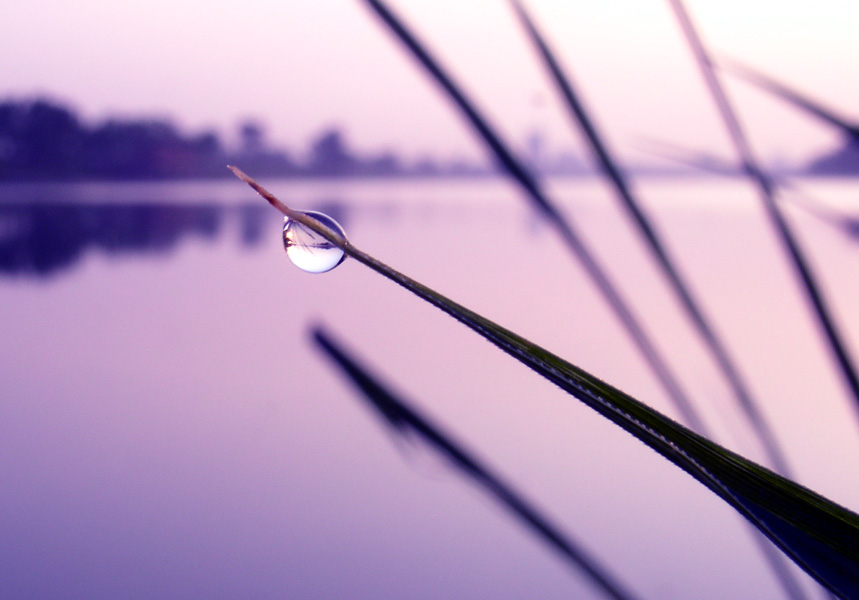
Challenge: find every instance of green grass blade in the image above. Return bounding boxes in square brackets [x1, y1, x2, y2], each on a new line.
[357, 0, 706, 434]
[313, 326, 646, 600]
[233, 168, 859, 599]
[666, 0, 859, 427]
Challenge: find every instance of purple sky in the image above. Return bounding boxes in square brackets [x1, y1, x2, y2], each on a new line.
[2, 0, 858, 165]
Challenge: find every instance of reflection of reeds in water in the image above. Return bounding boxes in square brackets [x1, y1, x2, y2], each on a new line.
[241, 2, 859, 598]
[313, 326, 643, 600]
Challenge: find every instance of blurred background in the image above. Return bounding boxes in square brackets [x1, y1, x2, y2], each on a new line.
[2, 1, 859, 599]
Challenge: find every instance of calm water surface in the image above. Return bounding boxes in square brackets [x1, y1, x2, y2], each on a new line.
[2, 177, 858, 599]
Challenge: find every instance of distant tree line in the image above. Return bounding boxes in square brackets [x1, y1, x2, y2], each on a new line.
[2, 97, 846, 180]
[0, 98, 492, 181]
[0, 99, 223, 179]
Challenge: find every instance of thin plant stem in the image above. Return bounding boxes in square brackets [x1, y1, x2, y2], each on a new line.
[231, 166, 859, 599]
[509, 6, 807, 597]
[358, 0, 706, 434]
[636, 141, 859, 241]
[509, 0, 794, 479]
[666, 0, 859, 428]
[722, 59, 859, 139]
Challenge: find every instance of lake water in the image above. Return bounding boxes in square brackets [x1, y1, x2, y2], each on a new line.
[2, 176, 858, 599]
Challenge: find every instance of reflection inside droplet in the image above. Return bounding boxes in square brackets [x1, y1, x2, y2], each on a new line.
[282, 211, 347, 273]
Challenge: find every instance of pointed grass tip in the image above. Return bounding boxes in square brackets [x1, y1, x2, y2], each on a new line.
[227, 165, 291, 216]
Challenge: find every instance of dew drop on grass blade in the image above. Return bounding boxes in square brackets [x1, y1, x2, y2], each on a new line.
[282, 211, 347, 274]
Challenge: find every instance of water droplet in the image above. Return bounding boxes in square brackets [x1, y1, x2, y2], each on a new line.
[282, 211, 347, 273]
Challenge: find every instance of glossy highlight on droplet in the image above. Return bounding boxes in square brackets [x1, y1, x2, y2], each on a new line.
[282, 211, 347, 273]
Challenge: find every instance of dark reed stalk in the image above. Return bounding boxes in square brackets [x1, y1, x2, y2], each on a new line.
[638, 140, 859, 241]
[782, 192, 859, 240]
[722, 60, 859, 140]
[666, 0, 859, 426]
[313, 326, 645, 600]
[509, 0, 794, 479]
[509, 7, 809, 596]
[635, 137, 742, 175]
[358, 0, 706, 434]
[232, 166, 859, 599]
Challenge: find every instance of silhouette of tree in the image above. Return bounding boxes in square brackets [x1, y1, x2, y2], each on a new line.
[240, 120, 265, 154]
[0, 99, 85, 178]
[307, 127, 358, 175]
[0, 96, 499, 180]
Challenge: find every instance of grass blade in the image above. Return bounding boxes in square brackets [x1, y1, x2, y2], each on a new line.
[666, 0, 859, 429]
[313, 325, 645, 600]
[634, 137, 741, 175]
[233, 168, 859, 599]
[638, 141, 859, 241]
[509, 4, 810, 593]
[722, 59, 859, 140]
[357, 0, 706, 434]
[510, 0, 794, 481]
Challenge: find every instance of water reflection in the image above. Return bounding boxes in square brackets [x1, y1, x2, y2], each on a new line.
[0, 202, 275, 276]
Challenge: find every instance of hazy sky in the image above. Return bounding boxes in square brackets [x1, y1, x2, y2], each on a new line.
[3, 0, 858, 166]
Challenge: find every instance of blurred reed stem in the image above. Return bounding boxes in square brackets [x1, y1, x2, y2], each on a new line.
[509, 0, 793, 478]
[722, 60, 859, 140]
[508, 3, 809, 598]
[667, 0, 859, 429]
[359, 0, 706, 433]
